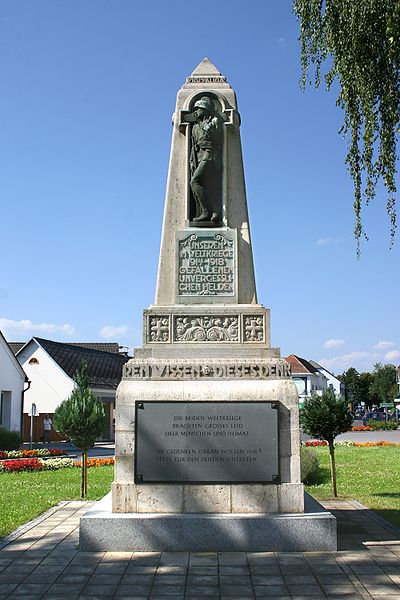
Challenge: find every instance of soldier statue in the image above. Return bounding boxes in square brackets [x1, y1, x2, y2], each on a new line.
[189, 96, 223, 223]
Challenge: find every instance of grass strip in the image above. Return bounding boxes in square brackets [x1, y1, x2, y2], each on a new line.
[305, 446, 400, 527]
[0, 465, 113, 537]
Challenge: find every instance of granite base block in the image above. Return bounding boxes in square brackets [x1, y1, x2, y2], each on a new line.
[79, 492, 336, 552]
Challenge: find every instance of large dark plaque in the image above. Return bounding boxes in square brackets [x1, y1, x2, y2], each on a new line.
[134, 401, 279, 483]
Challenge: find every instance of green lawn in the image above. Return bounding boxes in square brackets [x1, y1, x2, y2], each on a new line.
[0, 466, 113, 538]
[305, 446, 400, 527]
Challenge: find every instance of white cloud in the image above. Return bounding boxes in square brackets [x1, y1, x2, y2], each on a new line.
[384, 350, 400, 362]
[99, 325, 129, 339]
[277, 37, 286, 48]
[316, 237, 343, 246]
[318, 351, 380, 373]
[323, 339, 345, 349]
[0, 317, 75, 338]
[373, 340, 395, 350]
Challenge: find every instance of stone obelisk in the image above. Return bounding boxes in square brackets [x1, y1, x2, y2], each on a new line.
[80, 59, 336, 552]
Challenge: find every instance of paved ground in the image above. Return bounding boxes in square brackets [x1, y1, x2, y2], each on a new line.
[1, 500, 400, 599]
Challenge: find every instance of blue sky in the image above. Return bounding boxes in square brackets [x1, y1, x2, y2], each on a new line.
[1, 1, 399, 375]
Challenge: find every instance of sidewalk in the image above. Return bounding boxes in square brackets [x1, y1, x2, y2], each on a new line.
[1, 500, 400, 599]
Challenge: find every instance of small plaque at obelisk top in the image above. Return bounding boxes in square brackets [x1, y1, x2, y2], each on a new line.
[79, 59, 337, 553]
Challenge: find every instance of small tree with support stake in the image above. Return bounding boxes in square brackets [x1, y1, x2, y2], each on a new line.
[53, 363, 105, 498]
[300, 389, 352, 498]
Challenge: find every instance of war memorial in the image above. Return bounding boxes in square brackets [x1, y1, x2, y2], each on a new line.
[80, 59, 337, 552]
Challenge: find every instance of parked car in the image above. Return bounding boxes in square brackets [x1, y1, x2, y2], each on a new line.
[362, 411, 393, 425]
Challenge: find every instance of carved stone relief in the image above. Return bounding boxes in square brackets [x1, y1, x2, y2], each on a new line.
[174, 315, 239, 343]
[243, 316, 264, 342]
[149, 316, 170, 343]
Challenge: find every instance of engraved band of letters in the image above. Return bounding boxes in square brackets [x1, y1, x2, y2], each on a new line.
[134, 401, 279, 484]
[178, 232, 235, 297]
[123, 361, 291, 380]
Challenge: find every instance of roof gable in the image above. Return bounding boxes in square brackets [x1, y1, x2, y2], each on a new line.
[285, 354, 318, 375]
[0, 331, 28, 380]
[33, 338, 129, 389]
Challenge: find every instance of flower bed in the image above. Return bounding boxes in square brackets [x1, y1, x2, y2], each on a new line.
[75, 458, 114, 468]
[0, 456, 113, 473]
[1, 458, 44, 472]
[0, 448, 68, 460]
[351, 425, 372, 431]
[303, 440, 400, 448]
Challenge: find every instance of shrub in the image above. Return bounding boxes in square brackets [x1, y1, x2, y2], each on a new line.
[300, 446, 320, 484]
[300, 389, 352, 497]
[367, 420, 398, 430]
[0, 426, 21, 451]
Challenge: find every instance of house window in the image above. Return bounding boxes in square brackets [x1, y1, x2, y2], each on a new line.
[29, 358, 39, 365]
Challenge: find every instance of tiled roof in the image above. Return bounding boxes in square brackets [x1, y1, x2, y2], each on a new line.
[8, 342, 25, 355]
[34, 338, 129, 389]
[68, 342, 121, 354]
[11, 341, 123, 355]
[285, 354, 318, 375]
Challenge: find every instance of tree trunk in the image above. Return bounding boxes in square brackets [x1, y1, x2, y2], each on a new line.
[84, 451, 87, 497]
[81, 451, 87, 498]
[328, 441, 337, 498]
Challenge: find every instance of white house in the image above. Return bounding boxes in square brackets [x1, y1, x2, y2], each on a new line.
[308, 360, 346, 397]
[285, 354, 328, 406]
[15, 338, 129, 442]
[0, 330, 29, 433]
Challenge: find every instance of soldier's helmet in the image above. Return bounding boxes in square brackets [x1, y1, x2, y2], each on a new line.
[193, 96, 213, 112]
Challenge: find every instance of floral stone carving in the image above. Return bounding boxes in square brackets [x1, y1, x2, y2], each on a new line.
[174, 316, 239, 342]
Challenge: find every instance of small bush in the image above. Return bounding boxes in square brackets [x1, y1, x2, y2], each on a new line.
[300, 446, 320, 484]
[0, 427, 21, 451]
[367, 420, 398, 430]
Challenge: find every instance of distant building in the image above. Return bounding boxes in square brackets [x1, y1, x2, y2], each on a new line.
[285, 354, 328, 406]
[13, 338, 130, 442]
[308, 360, 345, 397]
[0, 331, 29, 433]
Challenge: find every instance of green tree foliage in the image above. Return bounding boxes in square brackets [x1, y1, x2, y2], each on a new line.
[339, 367, 361, 406]
[300, 389, 352, 497]
[370, 362, 398, 405]
[293, 0, 399, 252]
[53, 363, 105, 497]
[358, 371, 374, 409]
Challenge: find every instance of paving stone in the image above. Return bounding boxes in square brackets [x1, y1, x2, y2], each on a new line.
[150, 585, 185, 595]
[189, 553, 218, 565]
[219, 574, 252, 585]
[249, 565, 281, 575]
[254, 584, 289, 596]
[121, 574, 154, 585]
[187, 565, 218, 575]
[185, 586, 220, 596]
[219, 552, 248, 565]
[219, 565, 251, 575]
[186, 574, 218, 585]
[82, 584, 119, 596]
[252, 574, 285, 585]
[153, 574, 186, 585]
[286, 585, 324, 596]
[159, 553, 189, 565]
[117, 584, 153, 595]
[220, 586, 255, 596]
[126, 565, 158, 574]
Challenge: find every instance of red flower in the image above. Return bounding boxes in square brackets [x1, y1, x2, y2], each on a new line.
[2, 458, 43, 472]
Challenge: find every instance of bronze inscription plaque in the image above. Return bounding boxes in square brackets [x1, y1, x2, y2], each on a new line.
[135, 401, 279, 483]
